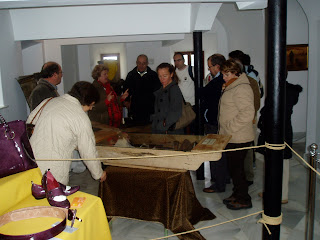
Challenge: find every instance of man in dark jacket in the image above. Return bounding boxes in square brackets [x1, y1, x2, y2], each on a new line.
[123, 54, 161, 125]
[202, 54, 229, 193]
[29, 62, 62, 110]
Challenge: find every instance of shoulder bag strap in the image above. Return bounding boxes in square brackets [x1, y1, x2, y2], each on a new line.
[30, 97, 54, 124]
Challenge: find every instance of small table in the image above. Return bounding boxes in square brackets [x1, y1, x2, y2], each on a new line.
[99, 166, 215, 240]
[0, 168, 111, 240]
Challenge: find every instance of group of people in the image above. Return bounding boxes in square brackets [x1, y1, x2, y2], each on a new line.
[26, 49, 301, 211]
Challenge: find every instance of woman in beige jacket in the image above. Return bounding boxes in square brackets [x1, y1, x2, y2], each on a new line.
[27, 81, 107, 185]
[219, 60, 255, 210]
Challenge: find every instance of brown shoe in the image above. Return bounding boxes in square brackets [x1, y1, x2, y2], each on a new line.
[258, 192, 263, 198]
[223, 195, 236, 205]
[203, 186, 225, 193]
[226, 201, 252, 210]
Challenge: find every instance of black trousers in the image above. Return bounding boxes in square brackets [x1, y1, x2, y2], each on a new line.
[226, 142, 252, 204]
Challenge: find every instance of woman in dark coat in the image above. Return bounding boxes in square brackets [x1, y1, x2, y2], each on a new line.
[151, 63, 183, 134]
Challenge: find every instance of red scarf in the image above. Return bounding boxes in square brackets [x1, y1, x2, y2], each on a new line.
[98, 81, 122, 128]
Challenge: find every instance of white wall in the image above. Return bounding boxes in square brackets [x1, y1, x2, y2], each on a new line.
[89, 43, 127, 79]
[0, 10, 27, 121]
[77, 45, 91, 82]
[125, 41, 171, 73]
[217, 3, 266, 83]
[22, 42, 43, 75]
[296, 0, 320, 148]
[61, 45, 79, 93]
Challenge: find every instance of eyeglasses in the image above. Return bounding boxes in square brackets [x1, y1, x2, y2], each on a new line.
[208, 65, 216, 70]
[174, 59, 183, 62]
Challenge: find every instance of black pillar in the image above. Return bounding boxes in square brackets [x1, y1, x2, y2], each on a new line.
[193, 31, 205, 180]
[263, 0, 287, 239]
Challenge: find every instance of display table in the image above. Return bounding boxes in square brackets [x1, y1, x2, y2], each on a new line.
[0, 168, 111, 240]
[99, 166, 215, 240]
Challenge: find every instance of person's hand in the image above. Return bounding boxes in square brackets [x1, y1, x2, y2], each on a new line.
[100, 170, 107, 182]
[107, 92, 114, 102]
[123, 100, 131, 109]
[121, 89, 129, 100]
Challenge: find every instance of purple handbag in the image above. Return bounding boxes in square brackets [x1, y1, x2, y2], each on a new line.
[0, 113, 37, 178]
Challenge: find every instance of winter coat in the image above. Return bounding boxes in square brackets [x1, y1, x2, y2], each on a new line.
[151, 81, 183, 134]
[247, 76, 261, 116]
[29, 79, 59, 111]
[27, 94, 103, 185]
[218, 73, 255, 143]
[123, 66, 161, 124]
[88, 80, 110, 124]
[201, 73, 224, 126]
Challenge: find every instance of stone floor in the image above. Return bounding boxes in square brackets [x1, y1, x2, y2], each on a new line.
[69, 139, 320, 240]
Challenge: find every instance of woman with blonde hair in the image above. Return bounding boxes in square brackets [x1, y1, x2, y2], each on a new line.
[89, 64, 128, 127]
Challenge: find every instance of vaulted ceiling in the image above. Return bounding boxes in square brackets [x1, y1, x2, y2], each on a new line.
[1, 0, 267, 41]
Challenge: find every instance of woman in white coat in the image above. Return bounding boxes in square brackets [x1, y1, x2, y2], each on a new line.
[27, 81, 107, 185]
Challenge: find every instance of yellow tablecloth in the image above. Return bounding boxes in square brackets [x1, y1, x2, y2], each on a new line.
[0, 168, 112, 240]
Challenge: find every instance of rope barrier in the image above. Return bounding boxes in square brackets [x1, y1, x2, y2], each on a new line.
[34, 139, 318, 238]
[257, 212, 283, 235]
[35, 141, 290, 161]
[36, 142, 268, 161]
[150, 211, 263, 240]
[285, 142, 320, 177]
[265, 142, 285, 150]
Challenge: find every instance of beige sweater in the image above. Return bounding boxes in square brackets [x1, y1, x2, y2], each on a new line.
[27, 94, 103, 185]
[218, 73, 255, 144]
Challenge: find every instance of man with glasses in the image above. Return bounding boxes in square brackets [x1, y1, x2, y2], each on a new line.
[123, 54, 161, 125]
[202, 54, 230, 193]
[173, 52, 195, 107]
[29, 62, 62, 111]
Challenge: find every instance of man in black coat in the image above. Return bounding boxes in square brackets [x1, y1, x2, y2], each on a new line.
[201, 54, 229, 193]
[123, 54, 161, 125]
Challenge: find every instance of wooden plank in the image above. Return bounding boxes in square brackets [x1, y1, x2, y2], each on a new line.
[92, 122, 231, 170]
[192, 134, 232, 152]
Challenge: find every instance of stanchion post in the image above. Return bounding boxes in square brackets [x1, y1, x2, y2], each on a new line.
[306, 143, 317, 240]
[193, 31, 205, 180]
[263, 0, 287, 239]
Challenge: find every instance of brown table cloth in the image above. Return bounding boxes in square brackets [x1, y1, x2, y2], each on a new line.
[99, 166, 215, 240]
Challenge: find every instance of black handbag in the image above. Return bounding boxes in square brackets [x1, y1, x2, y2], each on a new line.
[0, 113, 37, 178]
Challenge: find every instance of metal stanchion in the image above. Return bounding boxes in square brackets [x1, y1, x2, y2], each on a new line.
[306, 143, 318, 240]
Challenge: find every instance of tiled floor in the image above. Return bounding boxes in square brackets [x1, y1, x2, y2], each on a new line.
[69, 140, 320, 240]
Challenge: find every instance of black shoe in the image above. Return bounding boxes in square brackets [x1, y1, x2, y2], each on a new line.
[227, 201, 252, 210]
[226, 201, 252, 210]
[247, 181, 254, 186]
